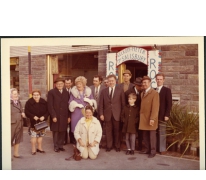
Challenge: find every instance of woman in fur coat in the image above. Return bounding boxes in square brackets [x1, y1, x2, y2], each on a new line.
[69, 76, 97, 141]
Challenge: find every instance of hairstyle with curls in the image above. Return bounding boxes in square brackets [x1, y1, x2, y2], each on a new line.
[75, 76, 87, 86]
[128, 93, 137, 100]
[10, 88, 19, 99]
[32, 89, 41, 96]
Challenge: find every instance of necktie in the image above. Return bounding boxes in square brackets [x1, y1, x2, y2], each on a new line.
[143, 90, 146, 97]
[95, 88, 98, 100]
[110, 87, 113, 100]
[59, 90, 62, 93]
[156, 87, 159, 93]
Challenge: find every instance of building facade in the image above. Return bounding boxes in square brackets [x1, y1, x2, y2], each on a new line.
[10, 44, 199, 112]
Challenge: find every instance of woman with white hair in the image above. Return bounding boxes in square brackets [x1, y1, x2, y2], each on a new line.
[10, 88, 26, 158]
[68, 76, 97, 144]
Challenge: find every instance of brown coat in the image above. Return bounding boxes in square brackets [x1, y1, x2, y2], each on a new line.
[139, 88, 159, 130]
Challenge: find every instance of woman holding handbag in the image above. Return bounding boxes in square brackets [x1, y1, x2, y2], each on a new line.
[73, 105, 102, 160]
[11, 88, 26, 158]
[25, 90, 49, 155]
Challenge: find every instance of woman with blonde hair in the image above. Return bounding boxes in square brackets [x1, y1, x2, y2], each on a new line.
[10, 88, 26, 158]
[68, 76, 97, 144]
[25, 90, 49, 155]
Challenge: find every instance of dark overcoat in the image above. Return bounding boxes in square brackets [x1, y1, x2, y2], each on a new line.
[99, 85, 125, 121]
[121, 105, 139, 134]
[157, 86, 172, 121]
[25, 97, 49, 128]
[11, 100, 23, 145]
[47, 88, 70, 132]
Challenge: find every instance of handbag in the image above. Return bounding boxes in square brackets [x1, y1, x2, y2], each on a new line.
[34, 121, 48, 131]
[65, 145, 82, 161]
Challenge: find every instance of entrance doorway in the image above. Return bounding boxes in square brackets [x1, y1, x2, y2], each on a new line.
[125, 60, 147, 83]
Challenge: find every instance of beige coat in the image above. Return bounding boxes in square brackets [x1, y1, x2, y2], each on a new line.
[74, 116, 102, 156]
[139, 88, 159, 130]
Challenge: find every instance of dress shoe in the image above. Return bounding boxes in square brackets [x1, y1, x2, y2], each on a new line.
[59, 148, 65, 151]
[13, 155, 23, 158]
[115, 148, 120, 152]
[106, 148, 112, 152]
[37, 149, 45, 153]
[130, 150, 134, 155]
[126, 150, 131, 155]
[148, 154, 156, 158]
[139, 151, 150, 154]
[31, 152, 36, 155]
[54, 148, 60, 152]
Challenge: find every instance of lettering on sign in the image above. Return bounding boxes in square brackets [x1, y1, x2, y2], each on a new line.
[148, 50, 161, 88]
[117, 47, 147, 66]
[106, 53, 117, 77]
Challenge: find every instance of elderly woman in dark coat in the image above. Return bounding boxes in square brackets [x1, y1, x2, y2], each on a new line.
[25, 90, 49, 155]
[10, 88, 26, 158]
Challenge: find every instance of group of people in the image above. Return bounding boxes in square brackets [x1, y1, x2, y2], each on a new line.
[10, 69, 172, 160]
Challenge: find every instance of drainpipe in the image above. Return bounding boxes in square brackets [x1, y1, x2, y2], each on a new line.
[28, 46, 32, 98]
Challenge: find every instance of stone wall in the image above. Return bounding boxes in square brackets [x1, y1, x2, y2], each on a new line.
[19, 55, 47, 107]
[159, 44, 198, 112]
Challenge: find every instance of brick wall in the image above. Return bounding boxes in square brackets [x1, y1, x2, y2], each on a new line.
[98, 50, 108, 79]
[159, 44, 198, 112]
[19, 55, 47, 107]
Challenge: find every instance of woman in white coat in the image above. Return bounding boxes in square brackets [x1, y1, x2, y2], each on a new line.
[74, 105, 102, 160]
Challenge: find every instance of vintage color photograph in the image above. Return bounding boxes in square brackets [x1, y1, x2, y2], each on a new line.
[1, 37, 204, 170]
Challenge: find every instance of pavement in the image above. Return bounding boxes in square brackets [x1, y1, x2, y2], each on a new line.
[11, 127, 200, 170]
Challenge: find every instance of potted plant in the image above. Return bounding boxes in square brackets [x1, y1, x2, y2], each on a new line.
[165, 103, 199, 157]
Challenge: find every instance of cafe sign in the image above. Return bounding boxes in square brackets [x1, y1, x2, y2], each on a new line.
[117, 47, 147, 66]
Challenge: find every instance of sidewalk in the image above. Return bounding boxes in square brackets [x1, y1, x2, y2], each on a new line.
[11, 127, 200, 170]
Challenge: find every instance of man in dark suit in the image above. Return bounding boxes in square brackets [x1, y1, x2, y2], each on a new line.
[155, 73, 172, 154]
[47, 77, 70, 152]
[125, 77, 143, 151]
[119, 69, 134, 92]
[64, 77, 73, 145]
[99, 74, 125, 152]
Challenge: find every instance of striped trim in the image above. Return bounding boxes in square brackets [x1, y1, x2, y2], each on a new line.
[10, 45, 109, 57]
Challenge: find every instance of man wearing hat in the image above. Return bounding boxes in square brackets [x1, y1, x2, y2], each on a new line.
[119, 69, 134, 92]
[139, 76, 159, 158]
[125, 77, 143, 151]
[47, 77, 71, 152]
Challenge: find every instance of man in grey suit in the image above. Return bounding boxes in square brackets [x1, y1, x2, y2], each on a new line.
[99, 74, 125, 152]
[89, 75, 105, 119]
